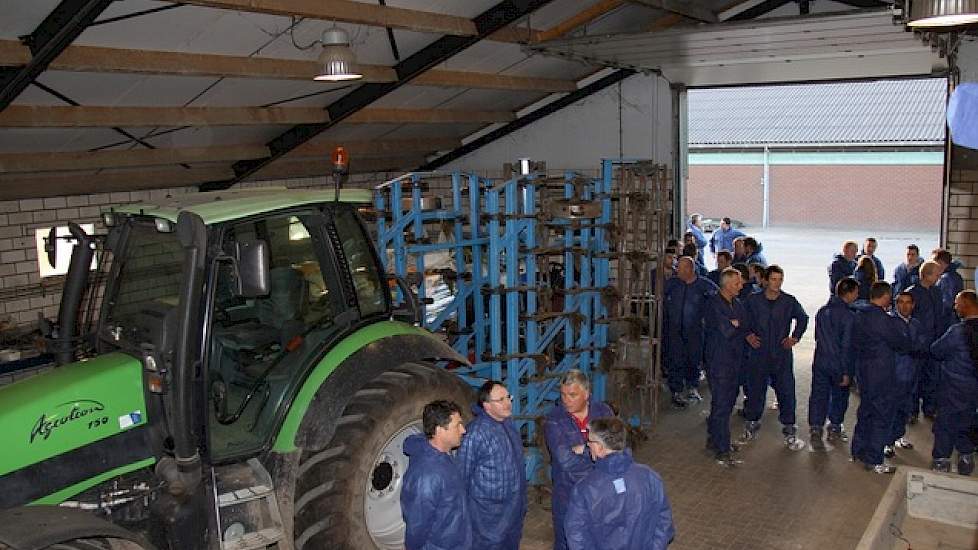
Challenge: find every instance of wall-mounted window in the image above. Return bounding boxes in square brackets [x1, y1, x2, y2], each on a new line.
[34, 224, 96, 278]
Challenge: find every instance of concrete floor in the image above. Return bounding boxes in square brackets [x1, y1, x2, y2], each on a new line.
[519, 226, 945, 549]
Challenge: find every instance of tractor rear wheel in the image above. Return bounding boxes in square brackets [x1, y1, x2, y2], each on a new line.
[292, 362, 473, 550]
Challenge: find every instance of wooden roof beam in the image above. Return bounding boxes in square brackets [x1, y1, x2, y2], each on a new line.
[0, 105, 515, 127]
[0, 156, 423, 199]
[0, 41, 576, 92]
[0, 137, 460, 173]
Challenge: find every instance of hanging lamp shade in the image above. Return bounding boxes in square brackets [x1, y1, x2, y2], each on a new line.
[314, 27, 363, 81]
[908, 0, 978, 27]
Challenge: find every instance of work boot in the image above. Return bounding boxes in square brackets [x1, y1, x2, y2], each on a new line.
[742, 420, 761, 442]
[931, 458, 952, 473]
[810, 428, 826, 451]
[895, 437, 914, 449]
[883, 445, 895, 459]
[715, 451, 743, 466]
[826, 424, 849, 443]
[958, 453, 975, 476]
[686, 388, 703, 402]
[866, 462, 896, 474]
[671, 393, 688, 409]
[784, 434, 806, 451]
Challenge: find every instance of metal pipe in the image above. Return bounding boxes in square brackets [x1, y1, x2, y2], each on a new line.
[55, 223, 95, 365]
[762, 144, 771, 228]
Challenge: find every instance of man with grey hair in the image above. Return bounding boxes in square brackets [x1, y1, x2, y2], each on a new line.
[564, 417, 674, 550]
[544, 370, 614, 550]
[704, 268, 751, 465]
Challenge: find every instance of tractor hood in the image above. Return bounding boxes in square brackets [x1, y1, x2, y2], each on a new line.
[0, 352, 149, 479]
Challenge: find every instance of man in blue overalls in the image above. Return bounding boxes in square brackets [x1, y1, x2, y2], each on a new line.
[742, 265, 809, 450]
[704, 268, 751, 466]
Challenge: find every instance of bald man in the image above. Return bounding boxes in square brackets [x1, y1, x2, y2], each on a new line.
[929, 290, 978, 475]
[663, 256, 718, 407]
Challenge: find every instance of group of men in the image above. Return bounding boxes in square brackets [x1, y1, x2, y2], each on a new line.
[665, 215, 977, 473]
[400, 372, 674, 550]
[821, 238, 975, 474]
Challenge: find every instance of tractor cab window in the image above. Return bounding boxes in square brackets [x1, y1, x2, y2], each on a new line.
[333, 208, 387, 317]
[100, 220, 184, 353]
[207, 212, 342, 460]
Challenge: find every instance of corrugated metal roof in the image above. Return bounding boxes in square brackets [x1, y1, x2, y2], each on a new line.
[688, 78, 947, 147]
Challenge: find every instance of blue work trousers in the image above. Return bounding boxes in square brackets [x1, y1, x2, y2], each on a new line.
[706, 368, 739, 454]
[889, 373, 917, 444]
[851, 391, 896, 466]
[916, 357, 939, 417]
[932, 407, 977, 459]
[744, 363, 796, 428]
[808, 364, 850, 430]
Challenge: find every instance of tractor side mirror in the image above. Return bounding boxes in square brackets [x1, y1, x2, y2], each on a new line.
[44, 226, 57, 267]
[232, 240, 269, 298]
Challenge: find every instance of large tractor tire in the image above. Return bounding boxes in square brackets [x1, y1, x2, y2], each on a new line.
[292, 362, 474, 550]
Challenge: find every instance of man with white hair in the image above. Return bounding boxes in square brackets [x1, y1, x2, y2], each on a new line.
[543, 370, 614, 550]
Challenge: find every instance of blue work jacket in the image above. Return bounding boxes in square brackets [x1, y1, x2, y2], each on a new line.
[456, 406, 526, 549]
[543, 398, 615, 504]
[828, 254, 856, 294]
[663, 276, 718, 339]
[892, 262, 921, 297]
[709, 226, 745, 254]
[936, 261, 965, 334]
[744, 290, 809, 370]
[401, 434, 473, 550]
[890, 313, 929, 383]
[907, 283, 943, 339]
[688, 222, 707, 252]
[929, 319, 978, 410]
[851, 304, 911, 390]
[704, 293, 750, 378]
[564, 450, 674, 550]
[813, 296, 855, 379]
[854, 268, 874, 301]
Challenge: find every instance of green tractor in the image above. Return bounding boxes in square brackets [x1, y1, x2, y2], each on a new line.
[0, 188, 474, 550]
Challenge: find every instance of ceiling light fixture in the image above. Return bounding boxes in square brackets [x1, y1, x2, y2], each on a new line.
[908, 0, 978, 28]
[314, 26, 363, 81]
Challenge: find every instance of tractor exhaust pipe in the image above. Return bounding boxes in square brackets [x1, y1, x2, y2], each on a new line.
[55, 223, 95, 365]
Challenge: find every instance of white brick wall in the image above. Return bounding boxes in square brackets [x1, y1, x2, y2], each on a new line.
[944, 168, 978, 288]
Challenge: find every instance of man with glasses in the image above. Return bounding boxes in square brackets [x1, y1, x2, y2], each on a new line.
[457, 381, 526, 549]
[544, 370, 614, 550]
[564, 417, 674, 550]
